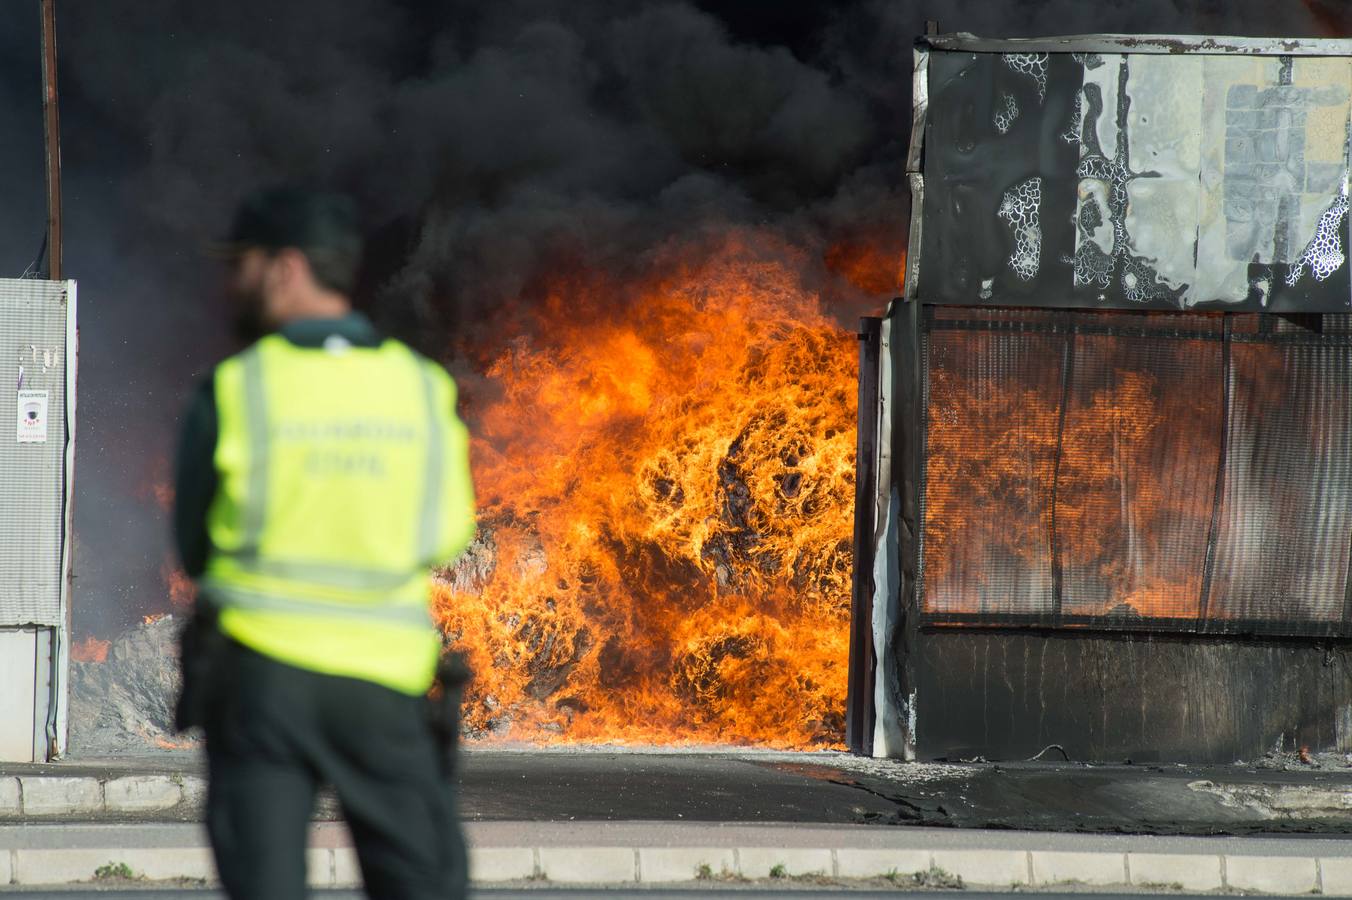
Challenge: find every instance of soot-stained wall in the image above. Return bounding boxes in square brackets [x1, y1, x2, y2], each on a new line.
[918, 46, 1352, 311]
[915, 631, 1352, 763]
[888, 298, 1352, 763]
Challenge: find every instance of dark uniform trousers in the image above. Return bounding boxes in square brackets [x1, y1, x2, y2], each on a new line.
[203, 640, 468, 900]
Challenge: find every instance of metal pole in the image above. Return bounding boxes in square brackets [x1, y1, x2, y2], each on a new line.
[40, 0, 63, 281]
[846, 317, 883, 755]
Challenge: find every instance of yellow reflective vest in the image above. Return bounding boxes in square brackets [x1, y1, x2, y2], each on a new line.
[202, 331, 475, 695]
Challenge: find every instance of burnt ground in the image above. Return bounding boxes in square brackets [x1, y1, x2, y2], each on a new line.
[458, 751, 1352, 834]
[9, 748, 1351, 834]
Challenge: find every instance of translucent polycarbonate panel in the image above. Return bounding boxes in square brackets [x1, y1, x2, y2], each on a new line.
[921, 308, 1352, 636]
[1207, 342, 1352, 627]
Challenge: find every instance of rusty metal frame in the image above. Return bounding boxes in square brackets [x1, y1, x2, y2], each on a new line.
[922, 32, 1352, 57]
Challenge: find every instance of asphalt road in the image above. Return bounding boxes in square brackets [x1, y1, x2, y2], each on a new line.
[12, 749, 1352, 834]
[458, 751, 901, 823]
[0, 893, 1294, 899]
[454, 751, 1352, 834]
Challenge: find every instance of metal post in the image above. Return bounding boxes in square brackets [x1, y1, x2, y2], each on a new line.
[846, 317, 883, 755]
[1048, 317, 1076, 617]
[1198, 315, 1233, 628]
[40, 0, 63, 281]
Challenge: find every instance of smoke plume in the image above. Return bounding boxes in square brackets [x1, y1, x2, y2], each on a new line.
[0, 0, 1340, 633]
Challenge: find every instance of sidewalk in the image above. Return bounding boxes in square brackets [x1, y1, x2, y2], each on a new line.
[2, 820, 1352, 892]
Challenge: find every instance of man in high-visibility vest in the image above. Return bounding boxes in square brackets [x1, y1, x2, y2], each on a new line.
[173, 186, 476, 900]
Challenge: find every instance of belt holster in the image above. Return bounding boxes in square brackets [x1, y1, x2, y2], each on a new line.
[174, 600, 226, 733]
[429, 651, 472, 777]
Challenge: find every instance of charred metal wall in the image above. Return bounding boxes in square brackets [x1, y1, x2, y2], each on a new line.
[887, 300, 1352, 762]
[915, 631, 1352, 763]
[872, 34, 1352, 762]
[918, 40, 1352, 311]
[886, 301, 1352, 762]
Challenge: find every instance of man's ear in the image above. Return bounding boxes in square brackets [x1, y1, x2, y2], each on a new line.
[273, 248, 310, 287]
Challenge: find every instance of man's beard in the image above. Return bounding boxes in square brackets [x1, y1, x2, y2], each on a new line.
[230, 287, 269, 346]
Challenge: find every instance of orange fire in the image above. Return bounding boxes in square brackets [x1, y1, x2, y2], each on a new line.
[434, 233, 857, 748]
[924, 327, 1225, 620]
[153, 736, 198, 750]
[151, 481, 174, 511]
[71, 636, 110, 663]
[161, 559, 196, 609]
[824, 238, 905, 296]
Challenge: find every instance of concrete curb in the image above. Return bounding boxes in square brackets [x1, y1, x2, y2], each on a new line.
[0, 822, 1349, 893]
[0, 774, 204, 818]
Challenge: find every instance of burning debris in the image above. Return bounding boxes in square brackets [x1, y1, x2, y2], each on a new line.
[68, 237, 857, 755]
[69, 614, 197, 754]
[66, 556, 200, 753]
[436, 236, 856, 748]
[71, 636, 111, 664]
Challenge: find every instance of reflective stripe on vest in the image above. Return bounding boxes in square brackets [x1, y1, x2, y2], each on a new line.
[212, 556, 418, 591]
[204, 580, 432, 628]
[417, 361, 445, 565]
[239, 345, 268, 557]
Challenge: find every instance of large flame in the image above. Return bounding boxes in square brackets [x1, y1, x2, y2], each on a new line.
[924, 326, 1226, 620]
[434, 234, 857, 748]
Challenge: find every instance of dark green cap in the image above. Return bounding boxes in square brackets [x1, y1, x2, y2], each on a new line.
[212, 186, 361, 259]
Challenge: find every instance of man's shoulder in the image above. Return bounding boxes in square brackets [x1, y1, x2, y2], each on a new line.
[388, 340, 454, 380]
[218, 333, 459, 392]
[212, 335, 272, 370]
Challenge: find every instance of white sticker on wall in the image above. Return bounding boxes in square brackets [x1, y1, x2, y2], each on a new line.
[16, 390, 48, 443]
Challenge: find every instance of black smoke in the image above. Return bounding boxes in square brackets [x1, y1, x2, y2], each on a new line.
[0, 0, 1342, 634]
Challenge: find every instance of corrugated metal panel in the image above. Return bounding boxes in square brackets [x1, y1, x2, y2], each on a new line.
[0, 279, 72, 627]
[918, 307, 1352, 637]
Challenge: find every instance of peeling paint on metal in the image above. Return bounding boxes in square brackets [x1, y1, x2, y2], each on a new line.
[998, 177, 1043, 280]
[994, 92, 1019, 135]
[922, 44, 1352, 310]
[1005, 53, 1049, 102]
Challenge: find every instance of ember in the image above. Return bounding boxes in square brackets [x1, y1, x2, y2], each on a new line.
[436, 235, 857, 747]
[71, 636, 110, 664]
[161, 561, 196, 609]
